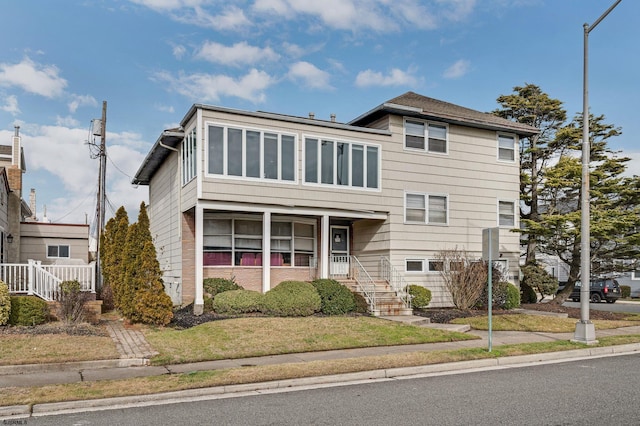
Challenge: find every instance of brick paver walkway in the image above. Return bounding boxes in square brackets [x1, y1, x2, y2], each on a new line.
[104, 320, 158, 360]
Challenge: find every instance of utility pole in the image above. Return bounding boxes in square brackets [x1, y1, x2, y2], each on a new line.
[95, 101, 107, 291]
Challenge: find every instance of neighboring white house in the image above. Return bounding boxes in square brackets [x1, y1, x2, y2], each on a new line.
[133, 91, 538, 313]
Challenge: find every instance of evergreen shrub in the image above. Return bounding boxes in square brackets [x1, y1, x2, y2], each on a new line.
[351, 291, 370, 314]
[262, 281, 321, 317]
[406, 285, 431, 309]
[133, 284, 174, 326]
[9, 296, 48, 326]
[621, 285, 631, 299]
[212, 290, 264, 315]
[504, 283, 521, 309]
[0, 281, 10, 325]
[520, 284, 537, 304]
[203, 277, 243, 297]
[311, 279, 356, 315]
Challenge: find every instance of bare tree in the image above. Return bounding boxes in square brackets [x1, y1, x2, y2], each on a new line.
[435, 248, 487, 310]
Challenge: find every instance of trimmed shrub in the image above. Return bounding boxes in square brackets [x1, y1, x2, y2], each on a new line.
[520, 283, 537, 304]
[9, 296, 49, 326]
[352, 291, 370, 314]
[203, 295, 215, 313]
[521, 264, 558, 302]
[133, 284, 174, 326]
[621, 285, 631, 299]
[262, 281, 321, 317]
[311, 279, 356, 315]
[407, 285, 431, 309]
[212, 290, 264, 315]
[478, 281, 516, 310]
[504, 283, 521, 309]
[203, 277, 243, 297]
[56, 280, 89, 324]
[0, 281, 10, 326]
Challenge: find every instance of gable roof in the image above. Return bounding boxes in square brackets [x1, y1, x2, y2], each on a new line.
[349, 91, 539, 137]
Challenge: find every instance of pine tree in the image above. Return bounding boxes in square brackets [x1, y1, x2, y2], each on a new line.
[100, 206, 129, 311]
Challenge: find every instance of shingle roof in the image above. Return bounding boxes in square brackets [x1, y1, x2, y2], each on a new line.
[349, 91, 539, 136]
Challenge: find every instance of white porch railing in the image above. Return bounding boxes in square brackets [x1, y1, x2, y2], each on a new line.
[379, 256, 411, 309]
[2, 260, 96, 301]
[349, 256, 377, 313]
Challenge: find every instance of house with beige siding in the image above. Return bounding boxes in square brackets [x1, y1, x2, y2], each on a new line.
[133, 92, 537, 314]
[19, 222, 90, 265]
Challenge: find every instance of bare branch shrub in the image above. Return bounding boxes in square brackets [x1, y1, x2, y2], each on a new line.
[56, 280, 89, 324]
[435, 248, 487, 310]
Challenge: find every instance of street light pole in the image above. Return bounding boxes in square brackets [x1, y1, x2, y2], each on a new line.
[573, 0, 622, 344]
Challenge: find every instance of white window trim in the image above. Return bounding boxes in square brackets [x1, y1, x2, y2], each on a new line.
[403, 118, 449, 155]
[497, 133, 517, 163]
[497, 199, 517, 228]
[404, 191, 449, 225]
[46, 244, 71, 259]
[302, 134, 382, 192]
[405, 258, 425, 273]
[182, 127, 197, 187]
[204, 121, 298, 185]
[631, 270, 640, 281]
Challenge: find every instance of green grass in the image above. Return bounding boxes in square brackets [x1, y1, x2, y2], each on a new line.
[452, 314, 640, 333]
[144, 316, 476, 365]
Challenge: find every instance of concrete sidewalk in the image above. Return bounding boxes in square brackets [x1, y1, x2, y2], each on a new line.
[2, 317, 640, 389]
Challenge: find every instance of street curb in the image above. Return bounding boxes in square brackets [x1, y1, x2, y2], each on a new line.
[4, 342, 638, 419]
[0, 358, 149, 376]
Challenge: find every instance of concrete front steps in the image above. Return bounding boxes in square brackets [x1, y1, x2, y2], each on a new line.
[341, 279, 414, 317]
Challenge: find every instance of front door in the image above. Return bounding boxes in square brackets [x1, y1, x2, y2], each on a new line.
[330, 226, 349, 277]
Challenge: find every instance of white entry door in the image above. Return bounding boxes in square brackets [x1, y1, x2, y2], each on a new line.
[330, 226, 349, 277]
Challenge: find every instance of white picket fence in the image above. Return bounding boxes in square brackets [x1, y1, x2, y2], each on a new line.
[2, 260, 96, 301]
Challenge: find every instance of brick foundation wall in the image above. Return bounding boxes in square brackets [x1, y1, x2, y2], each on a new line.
[203, 267, 317, 293]
[181, 209, 196, 305]
[46, 300, 103, 324]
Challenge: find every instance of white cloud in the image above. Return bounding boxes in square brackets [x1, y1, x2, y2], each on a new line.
[68, 94, 98, 113]
[55, 115, 80, 127]
[153, 69, 274, 103]
[0, 57, 67, 98]
[0, 95, 20, 115]
[355, 68, 417, 87]
[443, 59, 471, 79]
[10, 125, 149, 224]
[282, 42, 306, 58]
[172, 44, 187, 60]
[130, 1, 251, 30]
[622, 151, 640, 177]
[155, 104, 175, 114]
[287, 61, 332, 90]
[195, 41, 279, 66]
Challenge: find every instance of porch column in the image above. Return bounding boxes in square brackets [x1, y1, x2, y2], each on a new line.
[262, 211, 271, 293]
[193, 205, 204, 315]
[321, 214, 330, 279]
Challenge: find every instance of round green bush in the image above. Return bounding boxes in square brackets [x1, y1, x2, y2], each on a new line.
[212, 289, 264, 315]
[351, 291, 370, 314]
[621, 285, 631, 299]
[406, 284, 431, 309]
[504, 283, 521, 309]
[263, 281, 321, 317]
[311, 279, 356, 315]
[9, 296, 49, 326]
[0, 281, 10, 326]
[203, 277, 243, 297]
[520, 282, 537, 304]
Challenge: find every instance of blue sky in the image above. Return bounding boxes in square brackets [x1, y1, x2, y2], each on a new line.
[0, 0, 638, 227]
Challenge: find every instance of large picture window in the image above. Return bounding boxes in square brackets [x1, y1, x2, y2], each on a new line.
[203, 216, 316, 267]
[207, 124, 296, 182]
[404, 119, 448, 154]
[304, 137, 379, 189]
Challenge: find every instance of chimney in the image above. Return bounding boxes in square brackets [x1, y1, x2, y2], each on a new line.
[308, 112, 315, 119]
[12, 126, 20, 167]
[29, 188, 36, 221]
[330, 113, 336, 123]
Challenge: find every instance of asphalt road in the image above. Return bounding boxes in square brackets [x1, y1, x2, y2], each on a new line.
[25, 353, 640, 426]
[563, 300, 640, 314]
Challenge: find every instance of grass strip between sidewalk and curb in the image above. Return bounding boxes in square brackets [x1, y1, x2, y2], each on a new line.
[2, 334, 640, 408]
[452, 314, 640, 332]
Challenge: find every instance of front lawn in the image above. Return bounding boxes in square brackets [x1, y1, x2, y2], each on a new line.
[144, 316, 476, 365]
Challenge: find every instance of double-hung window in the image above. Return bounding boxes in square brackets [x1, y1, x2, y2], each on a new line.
[304, 137, 379, 189]
[498, 200, 516, 227]
[404, 119, 448, 154]
[405, 192, 448, 225]
[498, 134, 516, 161]
[207, 124, 296, 182]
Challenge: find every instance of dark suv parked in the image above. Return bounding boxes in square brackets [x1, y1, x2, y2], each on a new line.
[570, 279, 621, 303]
